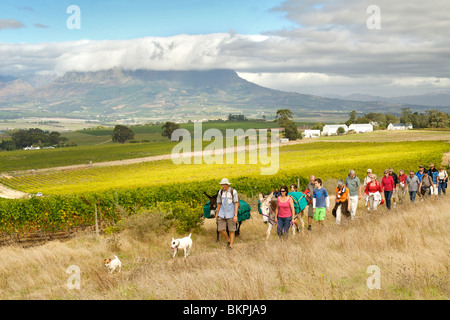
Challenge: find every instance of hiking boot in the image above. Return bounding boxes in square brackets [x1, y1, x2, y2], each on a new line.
[307, 225, 312, 231]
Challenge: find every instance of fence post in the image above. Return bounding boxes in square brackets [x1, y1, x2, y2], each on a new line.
[95, 205, 99, 237]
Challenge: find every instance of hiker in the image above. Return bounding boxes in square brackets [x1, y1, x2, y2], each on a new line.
[406, 170, 420, 203]
[289, 184, 307, 232]
[216, 178, 239, 249]
[415, 165, 426, 200]
[312, 178, 329, 230]
[397, 169, 408, 204]
[364, 174, 383, 211]
[428, 163, 439, 196]
[388, 167, 398, 208]
[332, 180, 350, 225]
[381, 169, 395, 210]
[274, 185, 295, 239]
[363, 169, 373, 187]
[418, 171, 433, 199]
[305, 175, 316, 231]
[344, 169, 361, 220]
[437, 166, 448, 196]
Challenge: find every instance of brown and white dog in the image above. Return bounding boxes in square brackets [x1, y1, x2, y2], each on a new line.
[104, 255, 122, 274]
[171, 233, 193, 258]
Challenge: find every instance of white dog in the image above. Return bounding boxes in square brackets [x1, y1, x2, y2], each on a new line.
[171, 233, 193, 258]
[104, 255, 122, 274]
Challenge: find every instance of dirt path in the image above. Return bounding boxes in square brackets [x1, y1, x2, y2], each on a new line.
[0, 183, 29, 199]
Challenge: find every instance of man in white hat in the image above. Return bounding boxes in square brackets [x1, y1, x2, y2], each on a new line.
[216, 178, 239, 249]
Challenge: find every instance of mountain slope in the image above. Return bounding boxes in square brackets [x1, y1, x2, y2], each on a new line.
[0, 69, 447, 120]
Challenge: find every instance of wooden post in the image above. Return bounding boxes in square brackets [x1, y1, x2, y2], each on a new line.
[95, 205, 99, 237]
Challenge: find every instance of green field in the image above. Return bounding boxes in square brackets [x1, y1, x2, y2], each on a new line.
[2, 140, 448, 196]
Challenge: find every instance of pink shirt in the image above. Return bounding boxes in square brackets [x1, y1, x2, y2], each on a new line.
[277, 197, 293, 218]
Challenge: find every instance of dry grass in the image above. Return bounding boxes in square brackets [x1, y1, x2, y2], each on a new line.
[0, 195, 448, 300]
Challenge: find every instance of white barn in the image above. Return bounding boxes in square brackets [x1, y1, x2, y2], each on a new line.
[322, 124, 348, 136]
[387, 123, 413, 130]
[349, 123, 373, 133]
[302, 129, 321, 138]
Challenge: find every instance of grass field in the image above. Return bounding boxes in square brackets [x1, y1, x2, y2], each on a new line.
[1, 140, 448, 196]
[318, 129, 450, 142]
[0, 195, 447, 299]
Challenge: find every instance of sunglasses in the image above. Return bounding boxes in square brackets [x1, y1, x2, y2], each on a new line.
[280, 190, 286, 192]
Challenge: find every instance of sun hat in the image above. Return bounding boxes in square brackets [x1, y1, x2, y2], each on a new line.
[219, 178, 231, 185]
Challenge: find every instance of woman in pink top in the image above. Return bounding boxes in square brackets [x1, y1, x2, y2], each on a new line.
[381, 169, 395, 210]
[275, 185, 295, 238]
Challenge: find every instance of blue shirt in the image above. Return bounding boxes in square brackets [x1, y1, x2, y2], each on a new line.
[416, 171, 425, 182]
[313, 188, 328, 208]
[217, 188, 239, 219]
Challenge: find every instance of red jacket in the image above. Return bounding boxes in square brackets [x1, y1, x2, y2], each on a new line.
[382, 176, 395, 191]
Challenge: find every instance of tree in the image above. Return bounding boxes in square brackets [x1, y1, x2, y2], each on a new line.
[161, 121, 180, 140]
[112, 125, 135, 143]
[275, 109, 294, 126]
[283, 121, 301, 140]
[426, 109, 449, 128]
[345, 110, 357, 126]
[311, 123, 323, 130]
[337, 127, 346, 135]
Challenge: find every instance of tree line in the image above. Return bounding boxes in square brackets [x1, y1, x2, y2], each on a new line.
[0, 128, 69, 151]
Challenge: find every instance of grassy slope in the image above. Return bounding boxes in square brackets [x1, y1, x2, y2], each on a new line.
[0, 195, 447, 299]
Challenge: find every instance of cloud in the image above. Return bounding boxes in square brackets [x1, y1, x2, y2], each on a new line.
[19, 6, 35, 12]
[34, 23, 50, 29]
[0, 1, 449, 96]
[0, 19, 25, 30]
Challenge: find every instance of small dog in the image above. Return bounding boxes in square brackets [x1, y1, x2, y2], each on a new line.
[171, 233, 193, 258]
[104, 255, 122, 274]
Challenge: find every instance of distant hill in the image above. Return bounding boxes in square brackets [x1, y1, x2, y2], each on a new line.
[0, 69, 447, 121]
[325, 92, 450, 108]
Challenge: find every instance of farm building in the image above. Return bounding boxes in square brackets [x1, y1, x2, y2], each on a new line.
[349, 123, 373, 133]
[387, 123, 413, 130]
[302, 129, 321, 138]
[322, 124, 348, 136]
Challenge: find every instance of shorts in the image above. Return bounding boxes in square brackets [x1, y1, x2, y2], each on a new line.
[314, 207, 326, 221]
[308, 205, 314, 218]
[217, 217, 237, 232]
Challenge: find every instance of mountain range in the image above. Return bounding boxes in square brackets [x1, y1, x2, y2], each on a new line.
[0, 69, 448, 122]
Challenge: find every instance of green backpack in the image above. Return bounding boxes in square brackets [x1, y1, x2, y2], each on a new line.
[203, 189, 251, 222]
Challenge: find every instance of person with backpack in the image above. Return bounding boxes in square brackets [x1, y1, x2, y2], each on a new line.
[332, 180, 350, 225]
[437, 166, 448, 196]
[364, 174, 383, 211]
[418, 171, 433, 199]
[428, 163, 439, 196]
[216, 178, 239, 249]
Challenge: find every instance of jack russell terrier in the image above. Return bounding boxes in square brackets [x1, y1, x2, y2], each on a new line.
[171, 233, 193, 258]
[104, 255, 122, 274]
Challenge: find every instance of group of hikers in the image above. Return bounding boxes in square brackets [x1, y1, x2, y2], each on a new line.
[213, 163, 448, 247]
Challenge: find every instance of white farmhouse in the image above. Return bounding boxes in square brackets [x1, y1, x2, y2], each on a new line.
[387, 123, 413, 130]
[322, 124, 348, 136]
[349, 123, 373, 133]
[302, 129, 321, 138]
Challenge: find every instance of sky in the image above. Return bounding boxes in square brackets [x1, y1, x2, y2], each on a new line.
[1, 0, 449, 97]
